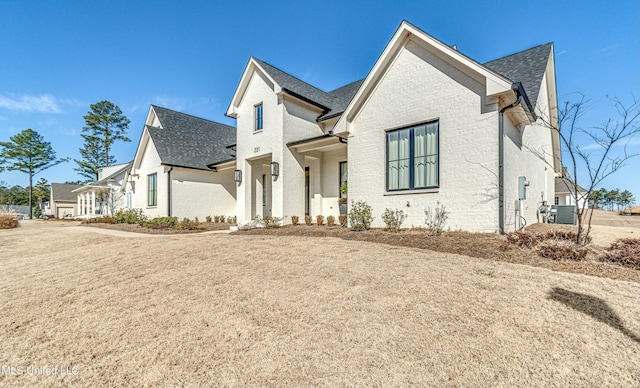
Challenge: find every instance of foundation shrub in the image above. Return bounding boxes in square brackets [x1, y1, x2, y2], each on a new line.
[424, 201, 449, 236]
[205, 216, 212, 223]
[145, 216, 178, 229]
[291, 215, 299, 226]
[114, 208, 147, 225]
[316, 215, 324, 226]
[339, 214, 347, 227]
[304, 215, 312, 226]
[506, 231, 540, 248]
[258, 215, 282, 229]
[603, 238, 640, 269]
[349, 200, 373, 231]
[381, 208, 407, 233]
[537, 241, 589, 261]
[227, 216, 237, 224]
[177, 217, 202, 230]
[327, 215, 335, 227]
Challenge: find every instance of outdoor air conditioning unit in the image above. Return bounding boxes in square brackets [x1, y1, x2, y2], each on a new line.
[552, 205, 577, 225]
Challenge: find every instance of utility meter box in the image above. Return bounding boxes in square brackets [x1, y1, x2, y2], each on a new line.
[518, 176, 529, 200]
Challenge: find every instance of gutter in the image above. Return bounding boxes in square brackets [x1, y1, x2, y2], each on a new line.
[167, 166, 173, 217]
[498, 85, 523, 234]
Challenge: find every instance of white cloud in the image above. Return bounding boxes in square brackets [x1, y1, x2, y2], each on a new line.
[0, 93, 64, 113]
[580, 138, 640, 151]
[152, 97, 186, 111]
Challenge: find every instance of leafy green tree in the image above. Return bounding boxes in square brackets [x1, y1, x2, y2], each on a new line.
[0, 129, 68, 218]
[619, 190, 635, 210]
[605, 188, 620, 211]
[81, 100, 130, 169]
[74, 133, 116, 181]
[33, 177, 50, 204]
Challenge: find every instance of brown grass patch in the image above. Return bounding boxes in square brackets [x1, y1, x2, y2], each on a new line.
[0, 214, 19, 229]
[84, 222, 233, 234]
[0, 221, 638, 386]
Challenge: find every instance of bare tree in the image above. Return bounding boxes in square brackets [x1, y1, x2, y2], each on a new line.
[535, 95, 640, 244]
[97, 186, 124, 217]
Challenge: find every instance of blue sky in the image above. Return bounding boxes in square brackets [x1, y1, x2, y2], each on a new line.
[1, 0, 638, 200]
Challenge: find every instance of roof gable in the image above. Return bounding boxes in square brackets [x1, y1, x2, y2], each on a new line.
[484, 43, 553, 110]
[51, 183, 83, 201]
[145, 106, 236, 170]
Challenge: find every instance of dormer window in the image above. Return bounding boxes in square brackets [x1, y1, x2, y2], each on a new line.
[254, 103, 263, 131]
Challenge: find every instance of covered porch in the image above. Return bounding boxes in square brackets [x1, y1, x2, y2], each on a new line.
[71, 184, 118, 218]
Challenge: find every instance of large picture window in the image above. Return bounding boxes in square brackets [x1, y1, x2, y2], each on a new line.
[147, 173, 157, 206]
[387, 121, 438, 191]
[254, 103, 263, 131]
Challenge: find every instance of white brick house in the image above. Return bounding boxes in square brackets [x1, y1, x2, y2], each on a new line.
[217, 21, 560, 232]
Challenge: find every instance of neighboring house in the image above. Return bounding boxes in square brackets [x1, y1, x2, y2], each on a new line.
[220, 21, 560, 232]
[554, 175, 588, 209]
[72, 162, 131, 217]
[0, 205, 30, 219]
[127, 105, 236, 220]
[50, 183, 83, 218]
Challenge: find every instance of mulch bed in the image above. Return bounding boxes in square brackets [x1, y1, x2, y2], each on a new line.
[234, 225, 639, 282]
[84, 222, 234, 234]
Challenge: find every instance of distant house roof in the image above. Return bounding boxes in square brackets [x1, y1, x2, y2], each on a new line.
[148, 106, 236, 170]
[253, 58, 364, 122]
[484, 43, 553, 110]
[0, 204, 30, 215]
[555, 177, 587, 195]
[51, 183, 83, 202]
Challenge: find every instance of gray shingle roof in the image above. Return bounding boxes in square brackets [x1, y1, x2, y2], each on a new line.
[148, 106, 236, 170]
[253, 58, 363, 121]
[484, 43, 553, 109]
[51, 183, 83, 201]
[555, 177, 587, 194]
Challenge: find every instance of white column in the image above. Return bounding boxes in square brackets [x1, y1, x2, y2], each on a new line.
[77, 195, 81, 216]
[80, 194, 84, 215]
[91, 191, 96, 216]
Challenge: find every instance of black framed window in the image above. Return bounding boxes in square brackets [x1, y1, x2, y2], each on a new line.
[147, 173, 157, 206]
[254, 103, 263, 131]
[339, 161, 347, 198]
[386, 121, 438, 191]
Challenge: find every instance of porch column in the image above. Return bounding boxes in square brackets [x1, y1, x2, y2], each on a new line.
[91, 191, 96, 216]
[77, 194, 81, 216]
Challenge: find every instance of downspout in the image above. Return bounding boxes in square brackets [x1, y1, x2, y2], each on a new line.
[167, 166, 173, 217]
[327, 130, 348, 144]
[498, 88, 522, 234]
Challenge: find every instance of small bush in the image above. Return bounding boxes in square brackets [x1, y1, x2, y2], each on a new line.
[327, 215, 335, 226]
[349, 200, 373, 231]
[316, 215, 324, 226]
[304, 215, 312, 226]
[537, 241, 589, 261]
[291, 215, 299, 225]
[602, 238, 640, 269]
[205, 215, 212, 223]
[424, 201, 448, 235]
[219, 215, 226, 223]
[177, 217, 202, 230]
[82, 216, 115, 224]
[506, 231, 540, 248]
[339, 214, 347, 227]
[145, 216, 178, 229]
[227, 216, 237, 224]
[0, 208, 19, 229]
[114, 208, 147, 225]
[381, 208, 407, 232]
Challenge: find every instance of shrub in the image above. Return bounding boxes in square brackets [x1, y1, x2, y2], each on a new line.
[255, 215, 282, 229]
[82, 216, 114, 224]
[316, 215, 324, 226]
[537, 241, 589, 261]
[205, 215, 212, 223]
[0, 208, 19, 229]
[291, 215, 299, 225]
[227, 216, 237, 224]
[424, 201, 448, 235]
[145, 216, 178, 229]
[304, 215, 312, 226]
[327, 215, 335, 226]
[506, 231, 540, 248]
[339, 214, 347, 227]
[602, 238, 640, 269]
[349, 200, 373, 231]
[114, 208, 147, 225]
[381, 208, 407, 232]
[177, 217, 202, 230]
[543, 230, 592, 244]
[218, 215, 226, 223]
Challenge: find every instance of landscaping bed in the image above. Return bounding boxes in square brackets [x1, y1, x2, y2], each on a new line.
[84, 221, 233, 234]
[235, 225, 639, 282]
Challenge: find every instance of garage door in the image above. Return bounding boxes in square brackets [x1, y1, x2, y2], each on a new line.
[57, 207, 74, 218]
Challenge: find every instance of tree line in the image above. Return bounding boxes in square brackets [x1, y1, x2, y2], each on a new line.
[589, 187, 636, 211]
[0, 100, 130, 218]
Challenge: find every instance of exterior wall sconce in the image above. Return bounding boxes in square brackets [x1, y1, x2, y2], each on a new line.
[270, 162, 279, 177]
[234, 169, 242, 184]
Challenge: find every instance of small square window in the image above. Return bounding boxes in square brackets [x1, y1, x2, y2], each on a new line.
[254, 104, 263, 131]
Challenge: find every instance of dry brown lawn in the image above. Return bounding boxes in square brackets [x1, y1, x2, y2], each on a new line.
[0, 220, 639, 386]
